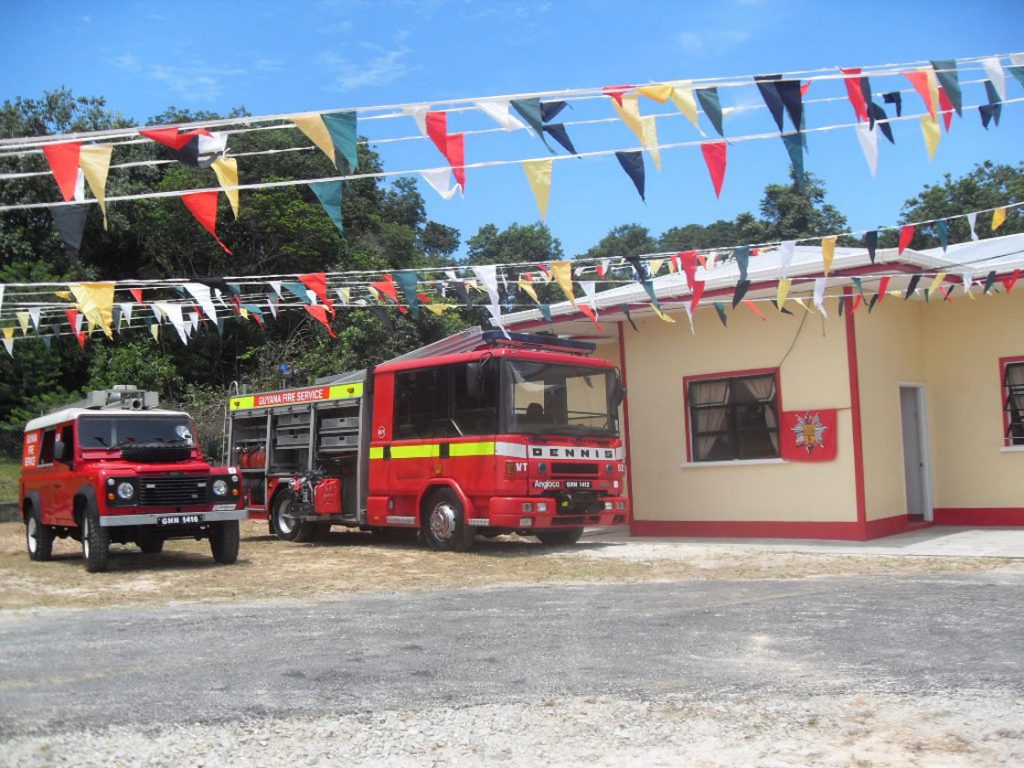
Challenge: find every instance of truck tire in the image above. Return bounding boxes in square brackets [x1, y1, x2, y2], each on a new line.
[25, 507, 54, 562]
[270, 490, 302, 542]
[421, 489, 475, 552]
[81, 506, 110, 573]
[136, 533, 165, 554]
[210, 520, 240, 564]
[537, 527, 585, 546]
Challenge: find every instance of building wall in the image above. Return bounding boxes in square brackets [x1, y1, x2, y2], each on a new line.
[620, 305, 858, 529]
[922, 290, 1024, 517]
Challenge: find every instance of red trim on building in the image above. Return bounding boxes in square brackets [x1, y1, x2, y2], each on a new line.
[864, 514, 932, 539]
[630, 519, 868, 540]
[682, 367, 782, 463]
[934, 508, 1024, 526]
[843, 286, 868, 537]
[999, 355, 1024, 447]
[617, 321, 635, 522]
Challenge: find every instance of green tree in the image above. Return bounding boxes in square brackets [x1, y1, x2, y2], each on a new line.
[582, 224, 656, 260]
[466, 222, 563, 265]
[758, 171, 848, 242]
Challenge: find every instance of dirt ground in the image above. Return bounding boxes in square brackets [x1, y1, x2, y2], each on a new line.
[2, 519, 1022, 611]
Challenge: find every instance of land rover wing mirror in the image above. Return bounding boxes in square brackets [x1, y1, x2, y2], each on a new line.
[53, 439, 72, 464]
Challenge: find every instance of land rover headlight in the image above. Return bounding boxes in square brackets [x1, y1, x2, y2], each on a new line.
[212, 479, 230, 497]
[116, 481, 136, 500]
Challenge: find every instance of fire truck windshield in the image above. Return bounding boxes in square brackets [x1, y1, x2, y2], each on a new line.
[505, 360, 619, 437]
[78, 415, 195, 449]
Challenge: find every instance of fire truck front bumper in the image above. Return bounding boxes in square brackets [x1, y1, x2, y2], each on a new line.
[485, 496, 630, 529]
[99, 507, 248, 527]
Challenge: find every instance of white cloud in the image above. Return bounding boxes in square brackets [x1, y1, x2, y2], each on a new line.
[317, 41, 416, 91]
[677, 27, 752, 56]
[109, 52, 141, 72]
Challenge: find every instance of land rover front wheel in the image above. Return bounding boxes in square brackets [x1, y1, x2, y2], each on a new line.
[81, 506, 110, 573]
[421, 489, 475, 552]
[210, 520, 240, 564]
[25, 507, 54, 562]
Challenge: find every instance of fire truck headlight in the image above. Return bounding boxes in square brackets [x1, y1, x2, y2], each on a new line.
[116, 481, 136, 500]
[212, 479, 230, 497]
[536, 502, 548, 513]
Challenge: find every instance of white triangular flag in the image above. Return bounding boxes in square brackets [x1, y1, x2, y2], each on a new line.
[813, 278, 828, 318]
[472, 265, 501, 307]
[28, 307, 41, 332]
[269, 280, 282, 299]
[184, 283, 219, 323]
[580, 281, 598, 316]
[403, 105, 430, 138]
[157, 302, 189, 344]
[981, 57, 1007, 100]
[266, 297, 278, 318]
[0, 286, 5, 316]
[967, 212, 979, 241]
[73, 168, 86, 202]
[683, 303, 696, 334]
[476, 101, 526, 131]
[119, 302, 133, 328]
[855, 122, 878, 178]
[2, 333, 13, 358]
[961, 271, 975, 300]
[779, 240, 796, 279]
[187, 311, 200, 335]
[420, 168, 460, 200]
[487, 303, 509, 339]
[197, 132, 228, 158]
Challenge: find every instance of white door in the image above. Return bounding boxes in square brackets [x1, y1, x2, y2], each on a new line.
[899, 386, 930, 520]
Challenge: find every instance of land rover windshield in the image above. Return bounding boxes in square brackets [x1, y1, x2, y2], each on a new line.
[504, 360, 619, 437]
[78, 415, 195, 449]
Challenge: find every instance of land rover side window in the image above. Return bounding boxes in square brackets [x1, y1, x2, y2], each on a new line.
[687, 372, 780, 462]
[394, 369, 438, 439]
[77, 416, 194, 448]
[450, 362, 498, 436]
[1004, 360, 1024, 446]
[38, 429, 56, 465]
[505, 361, 617, 437]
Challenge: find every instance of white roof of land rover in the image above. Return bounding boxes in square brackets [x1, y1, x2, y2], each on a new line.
[24, 408, 191, 433]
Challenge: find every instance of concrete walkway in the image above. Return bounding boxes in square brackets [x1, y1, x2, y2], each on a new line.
[583, 525, 1024, 559]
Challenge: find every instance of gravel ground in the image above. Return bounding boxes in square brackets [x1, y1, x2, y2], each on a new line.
[3, 692, 1022, 767]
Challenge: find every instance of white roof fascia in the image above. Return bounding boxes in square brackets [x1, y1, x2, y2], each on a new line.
[24, 408, 191, 433]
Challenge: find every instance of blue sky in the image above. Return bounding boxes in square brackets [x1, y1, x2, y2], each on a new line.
[1, 0, 1022, 259]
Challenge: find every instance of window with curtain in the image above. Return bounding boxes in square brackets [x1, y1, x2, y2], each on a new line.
[1004, 361, 1024, 447]
[687, 372, 780, 461]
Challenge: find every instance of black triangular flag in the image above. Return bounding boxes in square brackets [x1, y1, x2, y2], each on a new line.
[714, 302, 728, 327]
[540, 100, 568, 123]
[858, 77, 872, 116]
[868, 295, 879, 312]
[543, 123, 578, 155]
[731, 279, 750, 308]
[867, 101, 894, 144]
[754, 75, 785, 132]
[882, 91, 902, 117]
[983, 270, 997, 294]
[49, 204, 89, 264]
[770, 300, 794, 315]
[369, 305, 394, 332]
[168, 136, 200, 167]
[619, 303, 639, 332]
[776, 80, 804, 133]
[615, 151, 645, 201]
[450, 280, 472, 308]
[865, 230, 878, 263]
[905, 274, 922, 299]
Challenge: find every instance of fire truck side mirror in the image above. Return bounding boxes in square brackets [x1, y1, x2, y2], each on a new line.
[466, 362, 483, 398]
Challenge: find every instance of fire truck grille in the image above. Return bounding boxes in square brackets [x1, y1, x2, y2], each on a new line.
[551, 462, 598, 476]
[138, 477, 210, 506]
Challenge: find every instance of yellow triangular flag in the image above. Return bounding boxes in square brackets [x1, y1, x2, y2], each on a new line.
[649, 259, 664, 276]
[79, 145, 113, 230]
[211, 157, 240, 219]
[668, 81, 701, 132]
[291, 114, 336, 166]
[2, 327, 14, 349]
[516, 279, 540, 304]
[992, 207, 1007, 230]
[150, 324, 160, 342]
[610, 93, 646, 146]
[636, 84, 674, 103]
[16, 312, 30, 335]
[423, 303, 453, 315]
[69, 282, 115, 339]
[55, 290, 71, 299]
[640, 116, 661, 172]
[777, 279, 792, 309]
[821, 235, 837, 276]
[889, 290, 903, 299]
[522, 158, 552, 220]
[920, 114, 940, 161]
[792, 297, 811, 312]
[338, 287, 351, 304]
[928, 273, 947, 297]
[651, 303, 675, 323]
[549, 261, 576, 305]
[239, 307, 250, 319]
[924, 67, 940, 118]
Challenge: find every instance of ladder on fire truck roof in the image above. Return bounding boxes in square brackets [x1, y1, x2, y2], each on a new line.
[383, 326, 596, 365]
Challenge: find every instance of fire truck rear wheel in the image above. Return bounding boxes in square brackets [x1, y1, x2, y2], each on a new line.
[421, 489, 475, 552]
[210, 520, 240, 564]
[81, 505, 110, 573]
[25, 507, 54, 562]
[271, 491, 303, 541]
[536, 527, 585, 546]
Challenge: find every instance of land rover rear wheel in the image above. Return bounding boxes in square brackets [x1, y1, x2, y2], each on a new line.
[81, 506, 110, 573]
[421, 489, 475, 552]
[25, 507, 54, 562]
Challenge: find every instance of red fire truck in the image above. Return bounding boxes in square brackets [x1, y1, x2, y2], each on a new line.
[227, 327, 630, 551]
[20, 386, 245, 572]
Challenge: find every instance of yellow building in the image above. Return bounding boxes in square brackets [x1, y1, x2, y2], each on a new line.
[505, 232, 1024, 540]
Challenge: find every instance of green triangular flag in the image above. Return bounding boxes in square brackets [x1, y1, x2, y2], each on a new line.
[782, 133, 804, 187]
[696, 88, 724, 137]
[935, 219, 948, 252]
[394, 270, 420, 319]
[510, 98, 550, 149]
[283, 281, 313, 304]
[309, 180, 344, 233]
[931, 59, 962, 116]
[322, 111, 359, 172]
[851, 277, 865, 298]
[538, 304, 553, 324]
[713, 302, 728, 327]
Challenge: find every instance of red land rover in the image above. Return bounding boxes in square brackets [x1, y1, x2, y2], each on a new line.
[20, 386, 245, 572]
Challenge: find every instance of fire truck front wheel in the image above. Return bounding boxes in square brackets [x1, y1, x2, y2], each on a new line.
[81, 506, 110, 573]
[421, 489, 475, 552]
[25, 507, 54, 562]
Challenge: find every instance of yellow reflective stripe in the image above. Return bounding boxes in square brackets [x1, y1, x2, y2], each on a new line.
[229, 396, 255, 411]
[328, 383, 363, 399]
[368, 446, 384, 459]
[448, 441, 496, 457]
[391, 444, 440, 459]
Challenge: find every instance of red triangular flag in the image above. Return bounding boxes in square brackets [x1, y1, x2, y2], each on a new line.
[181, 192, 232, 254]
[42, 142, 82, 202]
[299, 272, 334, 314]
[1002, 269, 1021, 294]
[898, 225, 915, 254]
[578, 304, 604, 331]
[64, 307, 86, 348]
[371, 276, 407, 314]
[696, 254, 709, 270]
[602, 84, 633, 107]
[851, 294, 863, 314]
[743, 300, 766, 320]
[446, 133, 465, 191]
[877, 276, 891, 303]
[425, 111, 448, 157]
[129, 288, 143, 304]
[679, 250, 698, 289]
[938, 86, 954, 132]
[701, 141, 728, 198]
[304, 305, 336, 337]
[800, 81, 812, 97]
[904, 71, 935, 116]
[140, 127, 210, 150]
[839, 68, 869, 122]
[690, 280, 706, 314]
